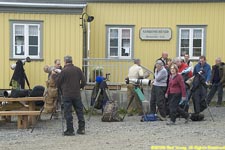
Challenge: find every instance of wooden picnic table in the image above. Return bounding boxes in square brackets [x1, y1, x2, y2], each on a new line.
[0, 97, 44, 129]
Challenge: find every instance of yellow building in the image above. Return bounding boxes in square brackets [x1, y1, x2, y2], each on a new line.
[84, 0, 225, 83]
[1, 0, 225, 89]
[0, 2, 86, 89]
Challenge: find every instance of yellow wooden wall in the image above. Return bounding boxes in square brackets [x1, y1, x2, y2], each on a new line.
[87, 2, 225, 69]
[0, 13, 83, 89]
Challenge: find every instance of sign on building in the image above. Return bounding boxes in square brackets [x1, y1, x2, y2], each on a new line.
[140, 28, 172, 40]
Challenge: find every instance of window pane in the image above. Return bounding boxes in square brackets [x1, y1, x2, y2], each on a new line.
[29, 36, 38, 45]
[15, 46, 24, 55]
[121, 48, 130, 56]
[29, 46, 38, 55]
[181, 30, 189, 39]
[193, 30, 202, 39]
[29, 25, 38, 36]
[15, 36, 24, 45]
[110, 48, 118, 56]
[122, 29, 130, 38]
[181, 48, 189, 56]
[181, 39, 189, 47]
[193, 48, 201, 57]
[122, 39, 130, 47]
[15, 25, 24, 35]
[193, 39, 202, 47]
[110, 39, 118, 47]
[110, 29, 118, 38]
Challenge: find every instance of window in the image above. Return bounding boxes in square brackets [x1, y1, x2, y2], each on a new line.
[178, 26, 206, 59]
[106, 26, 134, 59]
[10, 21, 43, 59]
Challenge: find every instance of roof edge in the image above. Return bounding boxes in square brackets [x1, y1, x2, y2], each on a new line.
[0, 2, 87, 8]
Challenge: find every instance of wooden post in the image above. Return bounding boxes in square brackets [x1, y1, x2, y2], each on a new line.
[18, 115, 28, 129]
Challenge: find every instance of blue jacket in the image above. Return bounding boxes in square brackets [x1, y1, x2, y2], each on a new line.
[193, 62, 211, 82]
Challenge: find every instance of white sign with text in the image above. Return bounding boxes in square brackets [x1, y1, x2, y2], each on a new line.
[140, 28, 172, 40]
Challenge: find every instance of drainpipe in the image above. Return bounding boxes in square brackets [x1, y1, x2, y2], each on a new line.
[80, 12, 94, 82]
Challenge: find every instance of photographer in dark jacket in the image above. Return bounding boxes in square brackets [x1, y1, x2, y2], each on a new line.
[206, 57, 225, 106]
[54, 56, 86, 136]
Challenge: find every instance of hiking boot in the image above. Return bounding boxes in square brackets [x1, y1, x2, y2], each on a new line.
[64, 129, 75, 136]
[185, 114, 190, 124]
[166, 121, 175, 125]
[77, 128, 85, 135]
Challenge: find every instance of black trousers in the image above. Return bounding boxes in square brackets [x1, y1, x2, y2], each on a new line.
[63, 96, 85, 131]
[168, 93, 189, 122]
[150, 85, 167, 117]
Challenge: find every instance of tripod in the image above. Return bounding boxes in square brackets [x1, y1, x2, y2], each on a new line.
[88, 74, 111, 121]
[186, 73, 215, 122]
[122, 84, 148, 121]
[31, 90, 62, 133]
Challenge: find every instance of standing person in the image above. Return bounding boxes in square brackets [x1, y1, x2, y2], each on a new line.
[184, 54, 194, 72]
[44, 59, 62, 78]
[154, 51, 168, 73]
[43, 59, 62, 115]
[206, 57, 225, 106]
[192, 56, 211, 114]
[126, 59, 144, 116]
[165, 64, 189, 125]
[173, 57, 192, 80]
[150, 60, 168, 121]
[55, 56, 86, 136]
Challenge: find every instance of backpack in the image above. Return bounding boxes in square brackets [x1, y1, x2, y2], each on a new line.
[30, 85, 45, 97]
[30, 85, 45, 107]
[101, 100, 122, 122]
[11, 89, 30, 98]
[140, 114, 157, 122]
[190, 113, 204, 121]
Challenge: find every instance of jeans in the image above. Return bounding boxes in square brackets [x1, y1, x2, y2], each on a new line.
[63, 96, 85, 131]
[206, 82, 223, 105]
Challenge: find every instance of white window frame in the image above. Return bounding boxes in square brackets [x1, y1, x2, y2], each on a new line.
[10, 21, 43, 60]
[106, 26, 134, 59]
[178, 26, 206, 60]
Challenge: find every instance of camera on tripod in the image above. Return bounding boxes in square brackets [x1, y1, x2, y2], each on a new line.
[96, 73, 110, 83]
[125, 78, 151, 86]
[10, 57, 31, 70]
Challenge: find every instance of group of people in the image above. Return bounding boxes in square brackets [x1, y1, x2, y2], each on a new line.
[127, 52, 225, 125]
[9, 52, 225, 135]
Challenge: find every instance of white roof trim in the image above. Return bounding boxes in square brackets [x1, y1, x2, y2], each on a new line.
[0, 2, 87, 8]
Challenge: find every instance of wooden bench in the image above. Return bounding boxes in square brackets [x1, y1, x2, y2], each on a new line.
[0, 97, 44, 129]
[0, 111, 40, 129]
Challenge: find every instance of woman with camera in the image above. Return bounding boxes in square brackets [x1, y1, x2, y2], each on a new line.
[165, 64, 189, 125]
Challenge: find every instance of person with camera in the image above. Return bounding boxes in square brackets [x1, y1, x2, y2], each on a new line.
[54, 56, 86, 136]
[126, 59, 144, 116]
[165, 64, 189, 125]
[43, 59, 62, 116]
[192, 56, 211, 114]
[206, 57, 225, 107]
[150, 60, 168, 121]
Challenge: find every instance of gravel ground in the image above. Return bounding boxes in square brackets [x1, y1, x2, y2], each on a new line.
[0, 106, 225, 150]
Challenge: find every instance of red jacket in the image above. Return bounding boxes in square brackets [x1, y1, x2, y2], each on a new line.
[166, 74, 186, 97]
[179, 63, 193, 78]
